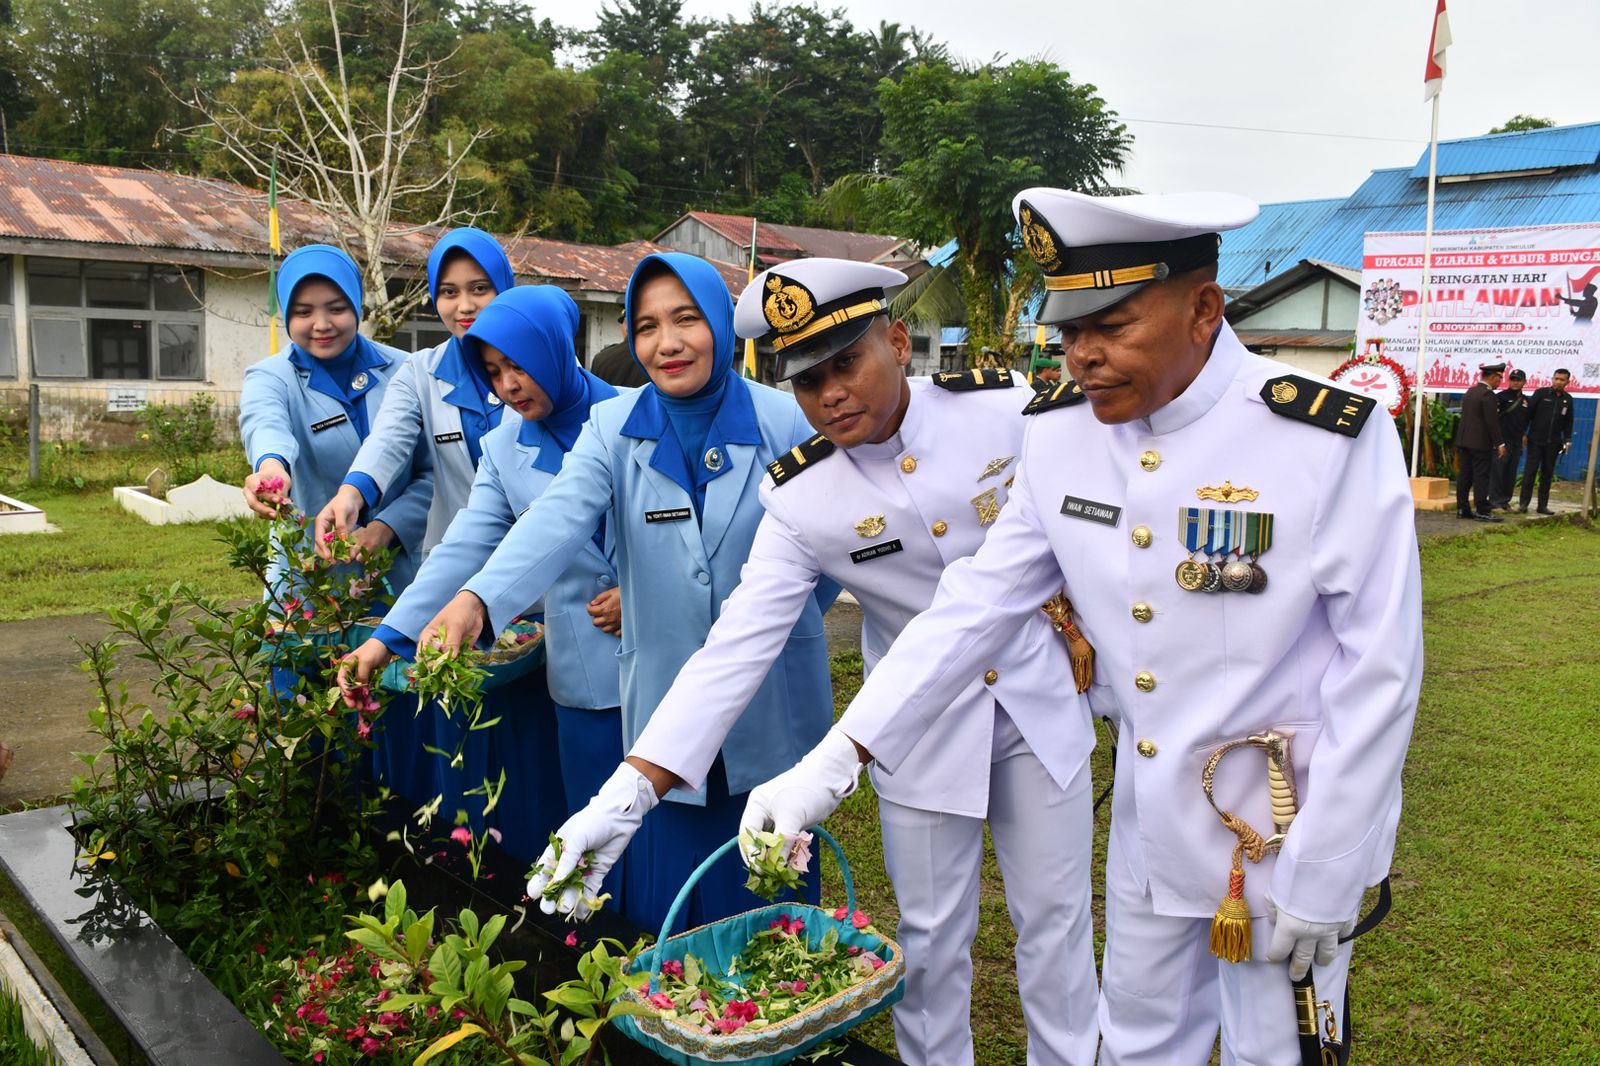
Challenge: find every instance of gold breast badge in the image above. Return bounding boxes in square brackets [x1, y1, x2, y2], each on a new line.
[978, 455, 1016, 482]
[971, 487, 1002, 526]
[854, 515, 887, 538]
[1196, 481, 1260, 504]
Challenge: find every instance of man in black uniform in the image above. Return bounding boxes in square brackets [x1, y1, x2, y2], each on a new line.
[1492, 368, 1530, 510]
[1454, 362, 1506, 521]
[1518, 367, 1575, 514]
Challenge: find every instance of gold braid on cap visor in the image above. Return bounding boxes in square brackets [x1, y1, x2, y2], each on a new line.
[770, 299, 886, 351]
[1044, 263, 1167, 291]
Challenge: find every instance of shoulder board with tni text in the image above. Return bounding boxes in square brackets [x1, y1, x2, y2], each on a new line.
[933, 367, 1014, 391]
[1260, 375, 1374, 438]
[1021, 380, 1087, 415]
[767, 433, 836, 487]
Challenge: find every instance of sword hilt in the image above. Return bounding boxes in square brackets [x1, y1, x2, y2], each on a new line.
[1250, 729, 1298, 846]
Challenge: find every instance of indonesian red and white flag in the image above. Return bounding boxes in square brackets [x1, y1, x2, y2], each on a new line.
[1423, 0, 1451, 101]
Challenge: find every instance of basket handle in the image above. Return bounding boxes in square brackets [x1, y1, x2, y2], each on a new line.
[647, 824, 854, 988]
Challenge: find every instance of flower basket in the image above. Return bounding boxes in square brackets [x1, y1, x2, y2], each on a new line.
[615, 826, 905, 1066]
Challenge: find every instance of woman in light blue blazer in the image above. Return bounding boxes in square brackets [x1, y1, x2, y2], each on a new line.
[239, 244, 432, 596]
[409, 252, 835, 933]
[342, 286, 626, 877]
[314, 228, 513, 559]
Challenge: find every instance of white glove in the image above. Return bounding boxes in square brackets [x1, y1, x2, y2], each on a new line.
[1265, 895, 1356, 980]
[527, 762, 658, 919]
[739, 729, 863, 860]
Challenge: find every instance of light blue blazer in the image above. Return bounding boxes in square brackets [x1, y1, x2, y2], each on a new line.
[239, 343, 433, 591]
[345, 341, 507, 556]
[378, 410, 624, 710]
[462, 384, 835, 803]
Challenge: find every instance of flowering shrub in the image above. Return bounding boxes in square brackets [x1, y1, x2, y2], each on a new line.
[259, 881, 655, 1065]
[645, 909, 885, 1034]
[67, 502, 399, 993]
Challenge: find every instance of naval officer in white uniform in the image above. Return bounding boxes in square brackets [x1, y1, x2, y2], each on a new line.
[744, 190, 1424, 1065]
[529, 258, 1100, 1066]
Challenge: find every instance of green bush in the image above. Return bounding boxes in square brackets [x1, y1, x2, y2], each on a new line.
[139, 394, 221, 486]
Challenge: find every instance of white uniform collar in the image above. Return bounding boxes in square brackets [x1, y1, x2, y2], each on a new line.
[1143, 322, 1245, 437]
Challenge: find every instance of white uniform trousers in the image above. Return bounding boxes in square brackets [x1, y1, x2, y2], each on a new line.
[1099, 825, 1354, 1066]
[878, 709, 1099, 1066]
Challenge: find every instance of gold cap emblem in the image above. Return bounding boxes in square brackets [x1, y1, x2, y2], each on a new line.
[763, 274, 816, 334]
[1270, 381, 1298, 404]
[1019, 204, 1062, 272]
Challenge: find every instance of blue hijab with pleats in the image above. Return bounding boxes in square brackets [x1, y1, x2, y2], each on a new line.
[426, 228, 517, 468]
[463, 286, 618, 474]
[620, 253, 758, 515]
[278, 244, 386, 438]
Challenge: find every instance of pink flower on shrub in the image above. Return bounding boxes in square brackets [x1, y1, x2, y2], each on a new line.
[359, 1036, 382, 1056]
[322, 531, 336, 545]
[356, 718, 372, 741]
[450, 827, 473, 847]
[660, 959, 683, 979]
[233, 704, 257, 720]
[564, 931, 578, 947]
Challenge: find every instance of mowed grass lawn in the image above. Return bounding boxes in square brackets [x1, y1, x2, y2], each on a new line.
[822, 518, 1600, 1065]
[0, 486, 257, 621]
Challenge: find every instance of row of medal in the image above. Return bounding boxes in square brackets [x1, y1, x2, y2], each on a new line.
[1174, 507, 1271, 594]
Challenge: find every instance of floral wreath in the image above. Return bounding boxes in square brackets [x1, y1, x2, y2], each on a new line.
[1330, 351, 1413, 417]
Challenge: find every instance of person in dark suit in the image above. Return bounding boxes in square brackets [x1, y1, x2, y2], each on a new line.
[1518, 367, 1575, 514]
[1454, 362, 1506, 521]
[1492, 368, 1530, 510]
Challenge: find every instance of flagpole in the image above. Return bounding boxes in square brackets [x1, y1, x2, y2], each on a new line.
[268, 150, 282, 354]
[1409, 92, 1441, 478]
[744, 217, 759, 379]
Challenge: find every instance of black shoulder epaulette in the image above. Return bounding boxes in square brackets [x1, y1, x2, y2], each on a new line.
[932, 367, 1014, 392]
[766, 433, 836, 486]
[1259, 375, 1374, 438]
[1021, 380, 1088, 415]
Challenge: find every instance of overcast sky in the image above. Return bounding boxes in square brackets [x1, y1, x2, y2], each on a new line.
[557, 0, 1598, 206]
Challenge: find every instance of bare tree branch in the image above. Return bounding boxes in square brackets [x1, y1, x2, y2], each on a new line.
[181, 0, 488, 340]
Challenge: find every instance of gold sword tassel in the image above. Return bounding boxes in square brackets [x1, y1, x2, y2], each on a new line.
[1201, 730, 1299, 963]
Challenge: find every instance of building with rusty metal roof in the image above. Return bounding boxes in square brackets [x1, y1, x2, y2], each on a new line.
[654, 210, 917, 269]
[0, 154, 754, 437]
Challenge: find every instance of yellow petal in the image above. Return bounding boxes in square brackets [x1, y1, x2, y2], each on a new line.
[224, 861, 242, 878]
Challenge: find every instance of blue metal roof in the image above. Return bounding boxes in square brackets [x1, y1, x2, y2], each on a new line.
[1408, 121, 1600, 179]
[1222, 122, 1600, 291]
[1217, 198, 1343, 290]
[1292, 161, 1600, 269]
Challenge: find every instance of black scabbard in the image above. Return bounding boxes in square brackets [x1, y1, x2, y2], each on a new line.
[1290, 878, 1391, 1066]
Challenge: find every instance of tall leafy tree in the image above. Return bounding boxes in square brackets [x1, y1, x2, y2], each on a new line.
[3, 0, 269, 166]
[829, 60, 1129, 355]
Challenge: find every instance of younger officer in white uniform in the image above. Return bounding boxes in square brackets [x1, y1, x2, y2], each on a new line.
[746, 191, 1424, 1065]
[532, 259, 1099, 1066]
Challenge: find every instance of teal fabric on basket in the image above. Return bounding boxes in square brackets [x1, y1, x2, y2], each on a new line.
[613, 828, 906, 1066]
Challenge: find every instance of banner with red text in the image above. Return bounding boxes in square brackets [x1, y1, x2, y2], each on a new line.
[1356, 222, 1600, 394]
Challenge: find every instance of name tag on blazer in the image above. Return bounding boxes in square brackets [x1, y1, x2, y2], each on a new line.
[850, 539, 904, 564]
[434, 431, 465, 444]
[645, 507, 692, 524]
[1060, 495, 1121, 526]
[310, 414, 349, 433]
